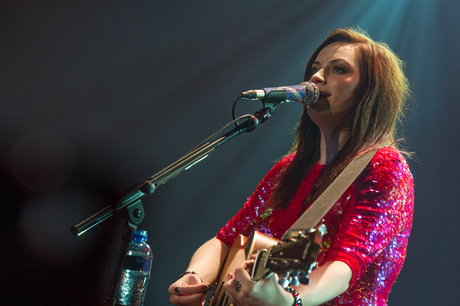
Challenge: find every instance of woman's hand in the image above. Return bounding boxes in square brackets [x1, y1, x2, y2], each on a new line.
[168, 237, 230, 305]
[222, 260, 294, 306]
[168, 273, 210, 306]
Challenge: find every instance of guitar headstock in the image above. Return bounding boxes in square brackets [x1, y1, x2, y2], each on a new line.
[251, 225, 325, 288]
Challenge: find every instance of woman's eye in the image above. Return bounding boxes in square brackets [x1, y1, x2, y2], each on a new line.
[332, 66, 346, 74]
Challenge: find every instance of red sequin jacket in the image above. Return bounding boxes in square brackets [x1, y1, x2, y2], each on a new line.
[216, 147, 414, 305]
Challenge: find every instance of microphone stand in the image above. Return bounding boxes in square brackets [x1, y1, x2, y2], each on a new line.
[70, 103, 278, 305]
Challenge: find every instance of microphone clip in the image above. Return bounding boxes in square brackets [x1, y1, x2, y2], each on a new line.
[254, 106, 276, 124]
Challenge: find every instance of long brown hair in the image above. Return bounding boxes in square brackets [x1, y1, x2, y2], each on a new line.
[270, 27, 411, 210]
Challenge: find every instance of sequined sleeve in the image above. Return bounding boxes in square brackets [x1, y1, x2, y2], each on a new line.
[322, 147, 414, 288]
[216, 155, 294, 248]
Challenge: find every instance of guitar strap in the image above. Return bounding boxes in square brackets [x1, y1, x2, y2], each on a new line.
[283, 148, 379, 238]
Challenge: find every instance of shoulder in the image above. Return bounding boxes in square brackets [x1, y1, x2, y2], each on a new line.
[373, 146, 407, 162]
[364, 146, 413, 189]
[370, 146, 411, 174]
[271, 152, 296, 172]
[280, 152, 296, 164]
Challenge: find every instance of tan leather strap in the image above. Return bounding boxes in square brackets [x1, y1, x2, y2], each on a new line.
[284, 148, 378, 236]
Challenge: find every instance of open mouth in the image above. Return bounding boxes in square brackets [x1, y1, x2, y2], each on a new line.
[320, 91, 331, 98]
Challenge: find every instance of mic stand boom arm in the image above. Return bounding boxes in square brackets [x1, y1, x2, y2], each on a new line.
[70, 113, 262, 237]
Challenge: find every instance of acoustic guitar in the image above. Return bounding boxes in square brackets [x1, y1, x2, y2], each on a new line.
[207, 225, 325, 305]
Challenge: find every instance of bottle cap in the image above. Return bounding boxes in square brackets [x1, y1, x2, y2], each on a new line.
[133, 230, 148, 241]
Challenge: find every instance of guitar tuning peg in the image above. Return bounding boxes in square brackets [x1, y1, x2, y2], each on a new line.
[286, 271, 301, 287]
[299, 275, 310, 285]
[264, 271, 274, 280]
[280, 277, 290, 288]
[292, 275, 300, 287]
[279, 272, 291, 289]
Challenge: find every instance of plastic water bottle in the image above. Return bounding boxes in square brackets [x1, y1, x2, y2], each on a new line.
[114, 230, 153, 305]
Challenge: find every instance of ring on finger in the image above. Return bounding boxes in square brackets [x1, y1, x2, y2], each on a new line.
[174, 285, 181, 296]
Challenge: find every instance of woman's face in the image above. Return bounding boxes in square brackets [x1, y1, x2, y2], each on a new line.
[307, 42, 360, 129]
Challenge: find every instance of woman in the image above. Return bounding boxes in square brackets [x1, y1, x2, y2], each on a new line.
[168, 27, 414, 306]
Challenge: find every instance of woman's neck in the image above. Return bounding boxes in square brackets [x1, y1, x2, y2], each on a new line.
[318, 129, 345, 165]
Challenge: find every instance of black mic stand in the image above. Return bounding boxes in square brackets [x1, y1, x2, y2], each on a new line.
[70, 102, 279, 305]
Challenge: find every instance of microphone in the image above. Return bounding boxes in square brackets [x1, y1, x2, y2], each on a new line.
[240, 81, 319, 105]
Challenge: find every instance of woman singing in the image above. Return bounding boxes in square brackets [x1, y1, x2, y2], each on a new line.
[168, 27, 414, 306]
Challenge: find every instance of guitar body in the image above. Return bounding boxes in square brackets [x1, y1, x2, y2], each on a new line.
[207, 231, 279, 306]
[207, 226, 324, 306]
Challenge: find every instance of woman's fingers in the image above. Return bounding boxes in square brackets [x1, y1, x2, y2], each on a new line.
[169, 283, 209, 296]
[222, 261, 260, 305]
[168, 274, 210, 306]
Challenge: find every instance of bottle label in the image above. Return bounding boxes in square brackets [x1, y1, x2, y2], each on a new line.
[123, 256, 151, 272]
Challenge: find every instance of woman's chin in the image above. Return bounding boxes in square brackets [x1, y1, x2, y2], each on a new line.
[307, 98, 331, 115]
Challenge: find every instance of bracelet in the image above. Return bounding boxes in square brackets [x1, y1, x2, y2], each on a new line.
[178, 271, 203, 282]
[283, 287, 302, 306]
[178, 271, 215, 293]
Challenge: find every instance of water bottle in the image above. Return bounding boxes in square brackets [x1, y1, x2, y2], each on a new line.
[114, 230, 153, 305]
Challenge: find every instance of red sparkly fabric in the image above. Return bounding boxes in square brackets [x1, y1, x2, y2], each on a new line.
[216, 147, 414, 305]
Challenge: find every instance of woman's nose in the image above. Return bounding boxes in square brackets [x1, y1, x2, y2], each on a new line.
[309, 69, 325, 84]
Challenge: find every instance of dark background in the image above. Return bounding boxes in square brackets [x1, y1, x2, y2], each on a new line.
[1, 0, 459, 305]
